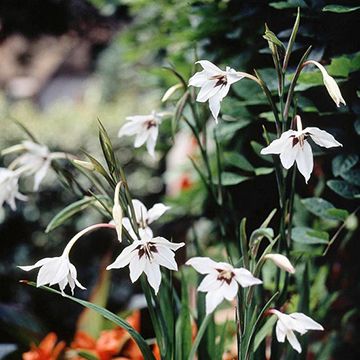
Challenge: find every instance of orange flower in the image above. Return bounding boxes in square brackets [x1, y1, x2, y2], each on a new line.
[70, 311, 143, 360]
[23, 332, 65, 360]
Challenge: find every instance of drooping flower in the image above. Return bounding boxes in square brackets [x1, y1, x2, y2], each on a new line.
[2, 140, 71, 191]
[107, 232, 184, 294]
[260, 115, 342, 183]
[118, 111, 164, 157]
[264, 254, 295, 274]
[0, 167, 27, 210]
[186, 257, 262, 314]
[269, 309, 324, 353]
[188, 60, 244, 122]
[22, 332, 65, 360]
[19, 223, 116, 295]
[305, 60, 346, 107]
[122, 199, 170, 241]
[19, 254, 86, 295]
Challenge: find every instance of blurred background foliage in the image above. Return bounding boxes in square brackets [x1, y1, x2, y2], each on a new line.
[0, 0, 359, 358]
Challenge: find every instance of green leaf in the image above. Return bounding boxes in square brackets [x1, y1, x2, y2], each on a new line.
[188, 314, 212, 360]
[327, 180, 360, 199]
[216, 120, 251, 140]
[77, 351, 100, 360]
[263, 27, 285, 51]
[254, 167, 274, 176]
[172, 91, 189, 136]
[323, 5, 360, 13]
[176, 271, 192, 360]
[213, 172, 250, 186]
[25, 282, 156, 360]
[283, 7, 300, 71]
[224, 152, 254, 172]
[83, 151, 115, 187]
[292, 227, 329, 244]
[301, 197, 348, 221]
[332, 154, 359, 176]
[340, 169, 360, 186]
[269, 1, 306, 9]
[76, 262, 111, 338]
[45, 197, 102, 233]
[98, 119, 119, 179]
[254, 316, 276, 351]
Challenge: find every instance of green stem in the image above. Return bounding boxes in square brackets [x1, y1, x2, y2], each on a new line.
[188, 314, 212, 360]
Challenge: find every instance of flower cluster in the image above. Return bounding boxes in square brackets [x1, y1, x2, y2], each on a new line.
[14, 52, 345, 357]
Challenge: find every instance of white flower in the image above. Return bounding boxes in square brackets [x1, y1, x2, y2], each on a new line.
[106, 232, 184, 294]
[188, 60, 244, 122]
[118, 111, 163, 157]
[122, 199, 170, 241]
[0, 167, 27, 210]
[270, 309, 324, 353]
[19, 223, 116, 295]
[19, 255, 85, 295]
[306, 60, 346, 107]
[264, 254, 295, 274]
[2, 140, 70, 191]
[186, 257, 262, 314]
[260, 115, 342, 183]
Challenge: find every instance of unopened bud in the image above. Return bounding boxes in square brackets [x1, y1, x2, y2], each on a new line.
[112, 181, 123, 242]
[305, 60, 346, 107]
[264, 253, 295, 274]
[73, 159, 95, 171]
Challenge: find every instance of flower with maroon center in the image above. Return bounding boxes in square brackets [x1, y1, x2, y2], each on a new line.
[261, 115, 342, 183]
[186, 257, 262, 314]
[188, 60, 244, 122]
[118, 110, 164, 157]
[107, 231, 184, 294]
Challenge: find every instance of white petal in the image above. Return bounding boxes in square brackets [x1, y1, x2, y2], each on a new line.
[33, 159, 51, 191]
[152, 237, 185, 251]
[132, 200, 148, 224]
[153, 247, 178, 271]
[279, 140, 299, 170]
[295, 141, 313, 183]
[286, 330, 302, 353]
[147, 203, 170, 224]
[134, 129, 149, 148]
[18, 257, 54, 272]
[276, 320, 286, 343]
[208, 92, 221, 123]
[205, 289, 225, 314]
[227, 69, 243, 85]
[118, 121, 142, 138]
[196, 60, 223, 75]
[129, 255, 146, 282]
[106, 242, 139, 270]
[305, 127, 342, 148]
[144, 261, 162, 294]
[198, 273, 221, 292]
[186, 257, 219, 274]
[222, 280, 239, 301]
[196, 81, 221, 102]
[290, 313, 324, 331]
[122, 217, 137, 241]
[233, 268, 262, 287]
[146, 126, 158, 157]
[49, 258, 71, 285]
[189, 70, 208, 87]
[261, 130, 297, 155]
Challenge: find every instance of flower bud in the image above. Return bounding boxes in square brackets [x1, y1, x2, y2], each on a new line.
[306, 60, 346, 107]
[112, 181, 123, 242]
[72, 159, 95, 171]
[264, 253, 295, 274]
